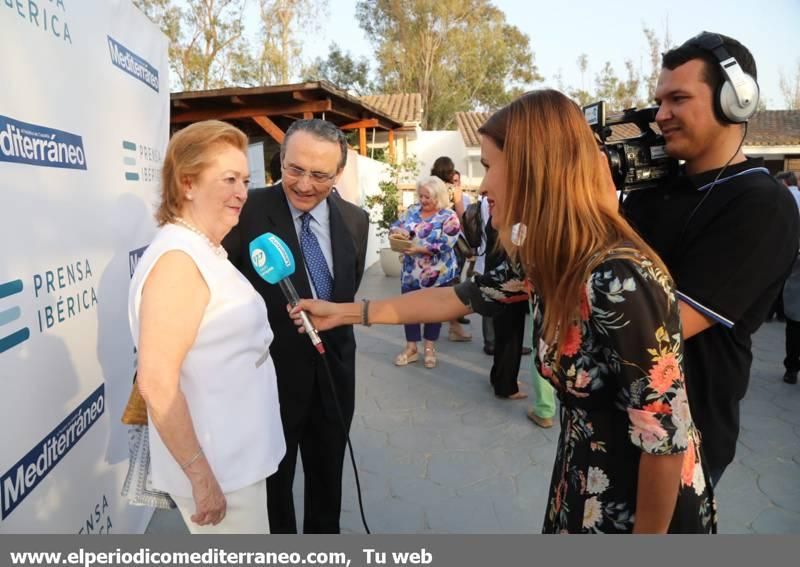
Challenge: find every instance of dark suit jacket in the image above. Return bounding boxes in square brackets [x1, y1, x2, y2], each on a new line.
[223, 184, 369, 426]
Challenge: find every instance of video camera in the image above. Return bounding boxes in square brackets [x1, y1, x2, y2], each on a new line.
[583, 101, 679, 193]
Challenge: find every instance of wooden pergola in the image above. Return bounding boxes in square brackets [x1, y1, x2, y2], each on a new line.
[170, 81, 402, 158]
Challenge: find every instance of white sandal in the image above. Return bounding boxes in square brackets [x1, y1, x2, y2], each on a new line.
[394, 349, 419, 366]
[423, 346, 437, 368]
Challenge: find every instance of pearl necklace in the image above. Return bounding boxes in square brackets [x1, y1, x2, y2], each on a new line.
[174, 217, 226, 257]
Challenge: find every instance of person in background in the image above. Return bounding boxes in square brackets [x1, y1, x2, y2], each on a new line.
[777, 171, 800, 384]
[777, 171, 800, 210]
[390, 176, 461, 368]
[292, 90, 715, 533]
[453, 169, 478, 280]
[268, 152, 282, 185]
[766, 170, 796, 323]
[129, 120, 285, 534]
[483, 210, 529, 400]
[431, 157, 472, 341]
[474, 188, 495, 354]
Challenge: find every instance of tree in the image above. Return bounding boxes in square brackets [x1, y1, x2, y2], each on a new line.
[356, 0, 541, 129]
[302, 43, 374, 95]
[561, 25, 672, 112]
[253, 0, 329, 85]
[779, 59, 800, 110]
[134, 0, 247, 91]
[594, 60, 642, 111]
[568, 53, 593, 107]
[577, 53, 589, 92]
[642, 24, 673, 103]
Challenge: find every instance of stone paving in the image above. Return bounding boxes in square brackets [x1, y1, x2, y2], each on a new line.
[147, 264, 800, 534]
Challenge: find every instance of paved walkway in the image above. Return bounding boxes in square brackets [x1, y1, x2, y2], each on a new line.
[148, 265, 800, 534]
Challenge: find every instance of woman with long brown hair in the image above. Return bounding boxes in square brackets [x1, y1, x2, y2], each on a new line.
[288, 90, 715, 533]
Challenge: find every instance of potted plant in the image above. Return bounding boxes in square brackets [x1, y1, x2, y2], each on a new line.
[365, 156, 419, 277]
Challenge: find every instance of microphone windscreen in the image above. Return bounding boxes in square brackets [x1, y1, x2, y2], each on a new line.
[249, 232, 296, 284]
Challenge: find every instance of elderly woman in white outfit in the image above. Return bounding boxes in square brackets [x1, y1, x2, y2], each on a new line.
[128, 121, 285, 533]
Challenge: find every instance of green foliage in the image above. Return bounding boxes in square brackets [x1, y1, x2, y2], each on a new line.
[563, 26, 675, 112]
[594, 60, 642, 112]
[302, 43, 374, 95]
[254, 0, 329, 85]
[134, 0, 328, 90]
[134, 0, 246, 91]
[356, 0, 541, 129]
[364, 156, 420, 237]
[779, 59, 800, 110]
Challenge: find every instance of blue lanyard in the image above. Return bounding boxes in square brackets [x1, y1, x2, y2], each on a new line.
[695, 167, 770, 192]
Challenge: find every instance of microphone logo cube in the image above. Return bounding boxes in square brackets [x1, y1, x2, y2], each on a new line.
[251, 249, 266, 269]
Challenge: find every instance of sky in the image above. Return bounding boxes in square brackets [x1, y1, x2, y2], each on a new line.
[241, 0, 800, 109]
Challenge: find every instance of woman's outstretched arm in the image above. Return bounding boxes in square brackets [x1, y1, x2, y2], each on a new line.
[291, 287, 471, 332]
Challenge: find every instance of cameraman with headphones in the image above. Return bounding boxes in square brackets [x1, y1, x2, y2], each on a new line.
[623, 32, 799, 487]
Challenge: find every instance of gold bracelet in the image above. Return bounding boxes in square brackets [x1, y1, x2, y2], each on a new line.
[180, 447, 204, 470]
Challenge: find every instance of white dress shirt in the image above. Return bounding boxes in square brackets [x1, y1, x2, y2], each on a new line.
[287, 198, 334, 299]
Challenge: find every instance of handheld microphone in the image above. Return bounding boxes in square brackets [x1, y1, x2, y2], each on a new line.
[249, 233, 325, 354]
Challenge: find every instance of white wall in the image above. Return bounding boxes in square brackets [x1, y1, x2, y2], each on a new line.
[414, 131, 469, 180]
[335, 151, 391, 268]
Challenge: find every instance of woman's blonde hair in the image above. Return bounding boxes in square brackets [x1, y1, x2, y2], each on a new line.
[156, 120, 248, 226]
[417, 176, 450, 210]
[478, 89, 670, 357]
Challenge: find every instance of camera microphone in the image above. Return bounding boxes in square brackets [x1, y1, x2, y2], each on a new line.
[249, 232, 325, 354]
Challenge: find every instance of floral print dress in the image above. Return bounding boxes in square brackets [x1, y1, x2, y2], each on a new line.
[392, 205, 461, 292]
[454, 251, 716, 533]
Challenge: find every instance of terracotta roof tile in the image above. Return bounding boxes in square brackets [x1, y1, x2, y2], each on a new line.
[455, 111, 492, 147]
[360, 93, 423, 125]
[745, 110, 800, 146]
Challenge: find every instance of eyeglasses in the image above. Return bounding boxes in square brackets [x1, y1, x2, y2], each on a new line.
[282, 163, 337, 184]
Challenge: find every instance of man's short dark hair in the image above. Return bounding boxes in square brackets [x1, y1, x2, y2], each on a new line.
[777, 171, 799, 186]
[281, 119, 348, 171]
[662, 33, 758, 95]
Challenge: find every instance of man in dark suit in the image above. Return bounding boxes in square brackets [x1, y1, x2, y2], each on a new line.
[223, 119, 369, 533]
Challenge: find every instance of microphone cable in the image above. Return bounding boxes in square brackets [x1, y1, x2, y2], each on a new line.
[314, 339, 371, 534]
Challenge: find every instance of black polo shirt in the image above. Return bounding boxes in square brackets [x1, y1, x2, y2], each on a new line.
[623, 157, 800, 474]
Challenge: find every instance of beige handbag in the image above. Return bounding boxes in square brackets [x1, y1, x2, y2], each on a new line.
[121, 373, 148, 426]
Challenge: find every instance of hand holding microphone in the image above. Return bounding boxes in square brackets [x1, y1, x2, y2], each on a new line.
[249, 233, 326, 354]
[288, 299, 357, 333]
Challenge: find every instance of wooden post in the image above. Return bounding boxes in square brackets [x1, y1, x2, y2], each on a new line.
[388, 129, 395, 162]
[251, 115, 285, 144]
[303, 112, 313, 119]
[359, 127, 367, 157]
[339, 119, 379, 130]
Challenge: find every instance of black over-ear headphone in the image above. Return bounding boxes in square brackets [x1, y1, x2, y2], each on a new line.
[683, 31, 760, 124]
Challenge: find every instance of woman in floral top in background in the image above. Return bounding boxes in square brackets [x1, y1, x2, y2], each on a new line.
[389, 176, 461, 368]
[290, 90, 715, 533]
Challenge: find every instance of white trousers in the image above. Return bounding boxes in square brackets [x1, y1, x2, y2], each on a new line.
[171, 479, 269, 534]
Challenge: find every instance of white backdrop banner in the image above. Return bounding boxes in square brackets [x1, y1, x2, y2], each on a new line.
[0, 0, 168, 533]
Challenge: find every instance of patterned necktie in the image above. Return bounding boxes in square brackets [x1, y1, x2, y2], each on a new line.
[300, 212, 334, 301]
